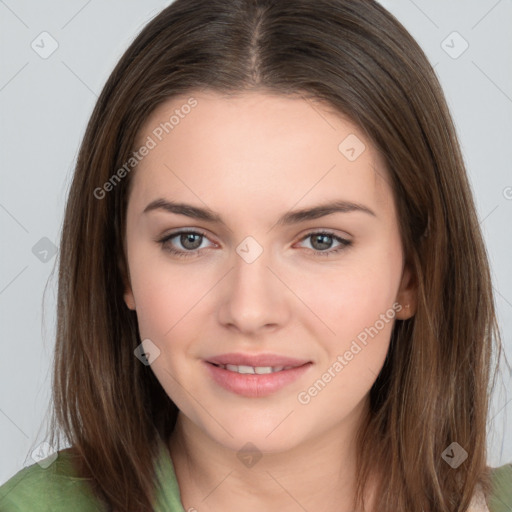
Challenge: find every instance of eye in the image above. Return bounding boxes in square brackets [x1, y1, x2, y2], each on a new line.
[156, 229, 352, 259]
[157, 229, 215, 259]
[296, 231, 352, 257]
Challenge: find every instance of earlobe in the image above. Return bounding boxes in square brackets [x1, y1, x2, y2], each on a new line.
[119, 252, 136, 310]
[122, 267, 136, 310]
[395, 263, 417, 320]
[124, 289, 136, 310]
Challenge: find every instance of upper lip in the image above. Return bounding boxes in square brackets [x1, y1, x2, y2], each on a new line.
[206, 353, 311, 368]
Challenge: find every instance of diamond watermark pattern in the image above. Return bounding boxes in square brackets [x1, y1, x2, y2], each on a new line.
[441, 442, 468, 468]
[338, 134, 366, 161]
[236, 236, 263, 264]
[31, 442, 58, 469]
[31, 31, 59, 59]
[441, 31, 469, 59]
[31, 237, 58, 263]
[237, 442, 263, 468]
[134, 338, 161, 366]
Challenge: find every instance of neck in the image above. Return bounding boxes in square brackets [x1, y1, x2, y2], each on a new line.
[168, 399, 377, 512]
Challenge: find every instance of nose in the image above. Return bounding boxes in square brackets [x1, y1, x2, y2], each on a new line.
[216, 240, 290, 335]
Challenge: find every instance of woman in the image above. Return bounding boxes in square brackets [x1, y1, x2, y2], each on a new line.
[1, 0, 511, 510]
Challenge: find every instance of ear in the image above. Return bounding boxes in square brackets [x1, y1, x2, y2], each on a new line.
[124, 285, 136, 311]
[394, 261, 417, 320]
[119, 254, 136, 310]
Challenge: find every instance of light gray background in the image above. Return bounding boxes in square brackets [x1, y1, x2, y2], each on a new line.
[1, 0, 511, 484]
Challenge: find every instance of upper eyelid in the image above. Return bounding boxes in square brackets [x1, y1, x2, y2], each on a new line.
[159, 228, 214, 244]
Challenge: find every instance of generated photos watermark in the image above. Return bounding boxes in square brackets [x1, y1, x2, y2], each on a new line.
[297, 302, 403, 405]
[93, 97, 198, 200]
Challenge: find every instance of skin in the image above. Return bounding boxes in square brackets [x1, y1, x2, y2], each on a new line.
[123, 90, 417, 512]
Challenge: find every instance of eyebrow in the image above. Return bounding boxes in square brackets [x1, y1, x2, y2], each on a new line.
[143, 198, 376, 225]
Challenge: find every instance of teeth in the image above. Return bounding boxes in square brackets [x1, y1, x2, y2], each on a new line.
[218, 364, 293, 374]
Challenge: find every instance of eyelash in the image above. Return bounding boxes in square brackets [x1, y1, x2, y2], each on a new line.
[156, 229, 352, 259]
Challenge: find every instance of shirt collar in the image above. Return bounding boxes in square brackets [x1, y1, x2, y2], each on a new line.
[152, 436, 186, 512]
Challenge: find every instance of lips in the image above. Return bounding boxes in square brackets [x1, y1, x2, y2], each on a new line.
[206, 353, 311, 368]
[204, 359, 313, 397]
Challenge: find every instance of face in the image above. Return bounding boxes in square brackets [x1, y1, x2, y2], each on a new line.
[123, 91, 416, 454]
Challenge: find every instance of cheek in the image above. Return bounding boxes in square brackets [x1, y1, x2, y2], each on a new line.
[292, 244, 401, 389]
[298, 299, 396, 414]
[126, 238, 214, 341]
[291, 251, 402, 341]
[131, 271, 201, 342]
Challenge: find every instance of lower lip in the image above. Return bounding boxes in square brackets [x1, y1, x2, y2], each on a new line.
[204, 361, 313, 397]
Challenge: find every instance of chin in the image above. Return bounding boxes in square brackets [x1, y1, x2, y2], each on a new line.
[210, 425, 303, 455]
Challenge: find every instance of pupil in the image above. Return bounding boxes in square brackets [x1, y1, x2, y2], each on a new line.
[182, 233, 201, 249]
[313, 234, 332, 250]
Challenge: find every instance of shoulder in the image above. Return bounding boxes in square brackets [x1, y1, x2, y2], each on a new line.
[487, 463, 512, 512]
[0, 449, 108, 512]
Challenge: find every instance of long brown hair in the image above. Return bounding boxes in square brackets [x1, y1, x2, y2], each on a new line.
[45, 0, 504, 510]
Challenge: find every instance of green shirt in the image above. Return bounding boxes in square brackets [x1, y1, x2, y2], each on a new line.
[0, 438, 184, 512]
[1, 439, 511, 511]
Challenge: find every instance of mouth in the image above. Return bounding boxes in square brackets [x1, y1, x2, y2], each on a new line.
[204, 360, 313, 397]
[206, 352, 311, 369]
[208, 362, 305, 374]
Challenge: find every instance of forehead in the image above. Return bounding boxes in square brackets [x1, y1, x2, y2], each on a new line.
[129, 91, 393, 219]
